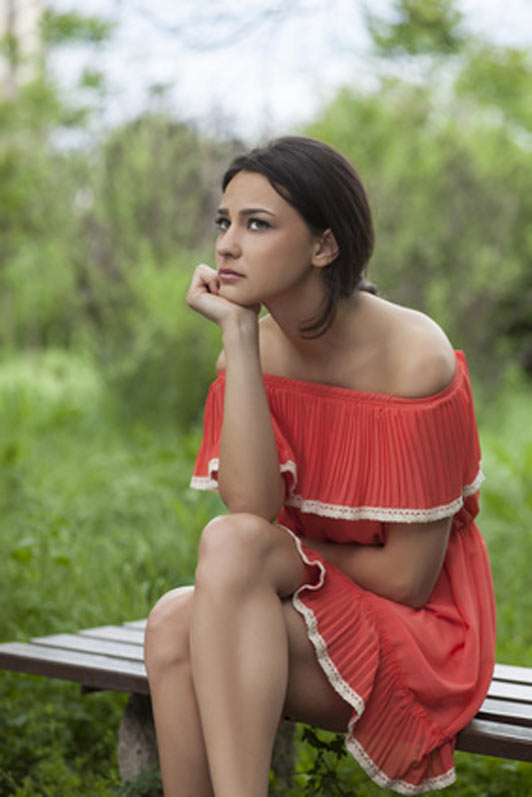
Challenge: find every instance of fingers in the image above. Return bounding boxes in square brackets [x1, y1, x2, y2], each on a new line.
[186, 263, 219, 305]
[186, 263, 260, 329]
[186, 263, 236, 325]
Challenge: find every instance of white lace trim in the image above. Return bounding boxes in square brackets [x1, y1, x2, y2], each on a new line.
[189, 475, 218, 490]
[463, 468, 485, 496]
[284, 467, 485, 523]
[190, 458, 298, 493]
[279, 522, 457, 795]
[346, 734, 456, 794]
[280, 459, 298, 492]
[277, 524, 365, 716]
[190, 458, 220, 491]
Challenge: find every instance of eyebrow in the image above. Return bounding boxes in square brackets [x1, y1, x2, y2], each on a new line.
[216, 207, 276, 218]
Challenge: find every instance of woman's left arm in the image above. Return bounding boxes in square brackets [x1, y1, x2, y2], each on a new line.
[303, 517, 452, 609]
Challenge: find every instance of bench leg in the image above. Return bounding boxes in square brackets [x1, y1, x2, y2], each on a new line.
[271, 719, 296, 788]
[117, 694, 158, 782]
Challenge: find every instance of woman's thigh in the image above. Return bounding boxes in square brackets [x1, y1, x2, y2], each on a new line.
[282, 599, 353, 733]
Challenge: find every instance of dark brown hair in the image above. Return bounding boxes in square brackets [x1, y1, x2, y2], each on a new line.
[222, 136, 375, 337]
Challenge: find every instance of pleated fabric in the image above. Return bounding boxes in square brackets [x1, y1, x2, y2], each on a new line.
[191, 350, 496, 794]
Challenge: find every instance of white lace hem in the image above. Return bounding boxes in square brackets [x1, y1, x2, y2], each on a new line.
[280, 524, 366, 716]
[279, 522, 457, 794]
[284, 467, 485, 523]
[346, 734, 456, 794]
[189, 458, 298, 493]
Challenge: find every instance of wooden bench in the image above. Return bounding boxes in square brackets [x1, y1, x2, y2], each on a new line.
[1, 619, 531, 784]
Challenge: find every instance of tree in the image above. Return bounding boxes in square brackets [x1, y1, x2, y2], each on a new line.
[366, 0, 466, 57]
[307, 1, 532, 377]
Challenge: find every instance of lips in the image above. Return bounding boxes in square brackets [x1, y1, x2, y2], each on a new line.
[218, 268, 245, 279]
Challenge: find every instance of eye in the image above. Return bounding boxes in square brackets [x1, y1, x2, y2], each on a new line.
[248, 218, 270, 231]
[215, 216, 230, 231]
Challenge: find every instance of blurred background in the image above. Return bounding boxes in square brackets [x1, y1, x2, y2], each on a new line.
[1, 1, 531, 794]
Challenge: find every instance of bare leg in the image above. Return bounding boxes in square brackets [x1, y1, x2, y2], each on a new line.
[189, 513, 352, 797]
[146, 517, 353, 797]
[144, 586, 214, 797]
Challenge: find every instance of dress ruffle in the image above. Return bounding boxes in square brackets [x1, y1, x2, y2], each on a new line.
[191, 352, 483, 530]
[281, 526, 457, 793]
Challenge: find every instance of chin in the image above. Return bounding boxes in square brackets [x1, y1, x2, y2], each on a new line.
[220, 285, 257, 305]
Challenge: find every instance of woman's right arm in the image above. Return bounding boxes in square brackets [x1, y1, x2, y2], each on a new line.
[187, 265, 285, 522]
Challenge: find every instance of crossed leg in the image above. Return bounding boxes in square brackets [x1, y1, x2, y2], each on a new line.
[144, 513, 352, 797]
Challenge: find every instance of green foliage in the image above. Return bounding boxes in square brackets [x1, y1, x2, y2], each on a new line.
[292, 727, 350, 796]
[307, 72, 532, 377]
[96, 115, 233, 263]
[0, 675, 123, 796]
[41, 9, 115, 46]
[101, 261, 222, 429]
[476, 380, 532, 664]
[0, 82, 235, 421]
[0, 350, 223, 792]
[0, 350, 222, 640]
[456, 44, 532, 136]
[366, 0, 465, 56]
[116, 766, 163, 797]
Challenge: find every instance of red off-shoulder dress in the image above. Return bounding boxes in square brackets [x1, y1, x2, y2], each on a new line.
[190, 350, 496, 794]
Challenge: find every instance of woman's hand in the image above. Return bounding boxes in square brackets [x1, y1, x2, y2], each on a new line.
[186, 264, 259, 331]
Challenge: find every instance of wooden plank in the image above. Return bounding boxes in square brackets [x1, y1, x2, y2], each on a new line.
[478, 697, 532, 728]
[493, 663, 532, 686]
[123, 620, 148, 631]
[0, 642, 148, 694]
[487, 680, 532, 705]
[31, 634, 144, 663]
[457, 718, 532, 762]
[78, 625, 144, 645]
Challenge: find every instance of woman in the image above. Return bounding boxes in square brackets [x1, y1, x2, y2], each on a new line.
[144, 136, 496, 796]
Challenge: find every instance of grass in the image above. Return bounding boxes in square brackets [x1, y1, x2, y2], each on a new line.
[0, 349, 531, 795]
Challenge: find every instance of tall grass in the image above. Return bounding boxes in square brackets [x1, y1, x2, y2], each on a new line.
[0, 350, 531, 795]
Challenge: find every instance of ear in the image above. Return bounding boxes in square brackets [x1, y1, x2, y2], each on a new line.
[311, 229, 339, 268]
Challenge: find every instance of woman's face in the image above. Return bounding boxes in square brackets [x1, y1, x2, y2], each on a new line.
[215, 170, 323, 308]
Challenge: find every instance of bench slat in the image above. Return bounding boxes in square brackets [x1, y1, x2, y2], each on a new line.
[123, 620, 148, 631]
[487, 680, 532, 705]
[493, 663, 532, 686]
[31, 634, 144, 663]
[0, 642, 148, 694]
[478, 697, 532, 728]
[78, 626, 144, 645]
[456, 718, 532, 762]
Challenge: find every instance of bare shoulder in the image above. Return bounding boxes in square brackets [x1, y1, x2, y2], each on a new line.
[385, 305, 456, 399]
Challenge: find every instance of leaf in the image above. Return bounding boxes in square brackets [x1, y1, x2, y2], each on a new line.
[10, 543, 35, 563]
[52, 555, 72, 566]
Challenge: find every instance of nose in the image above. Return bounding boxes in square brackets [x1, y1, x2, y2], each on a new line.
[216, 225, 242, 260]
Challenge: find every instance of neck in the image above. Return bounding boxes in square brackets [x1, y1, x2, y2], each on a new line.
[265, 289, 369, 362]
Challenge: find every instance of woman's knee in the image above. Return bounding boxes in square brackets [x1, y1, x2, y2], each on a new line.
[195, 513, 275, 591]
[144, 586, 194, 677]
